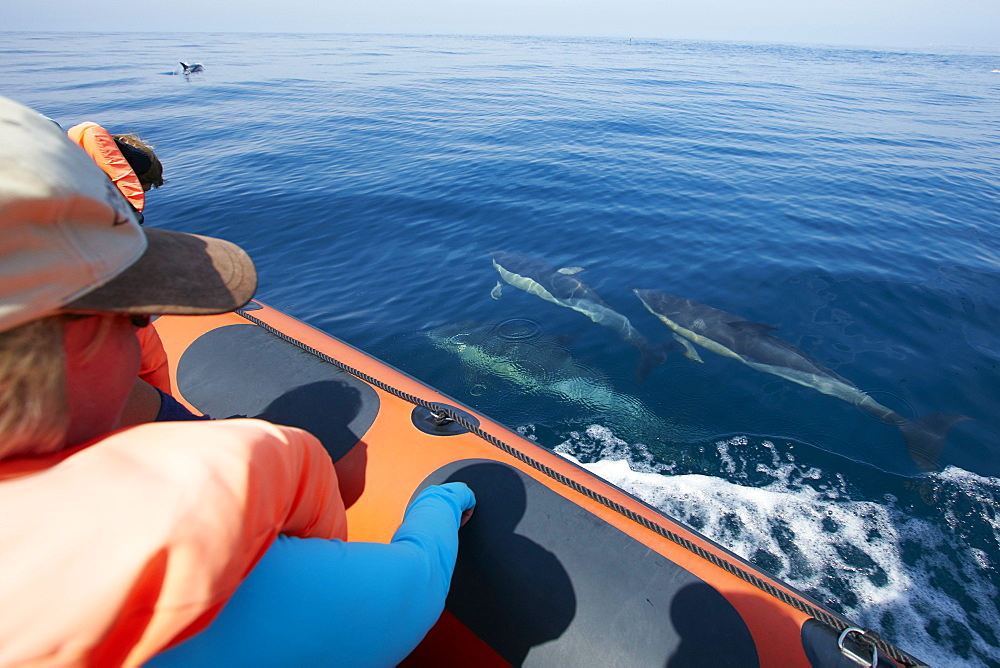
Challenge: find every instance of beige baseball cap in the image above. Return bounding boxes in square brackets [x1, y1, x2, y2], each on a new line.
[0, 96, 257, 333]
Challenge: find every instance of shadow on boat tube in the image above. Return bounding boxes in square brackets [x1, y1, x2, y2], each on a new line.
[418, 461, 762, 666]
[176, 324, 379, 506]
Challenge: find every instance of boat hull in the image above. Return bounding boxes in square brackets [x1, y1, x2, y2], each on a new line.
[154, 302, 911, 667]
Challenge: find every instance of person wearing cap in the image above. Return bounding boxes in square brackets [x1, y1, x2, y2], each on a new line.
[67, 121, 173, 396]
[0, 96, 475, 666]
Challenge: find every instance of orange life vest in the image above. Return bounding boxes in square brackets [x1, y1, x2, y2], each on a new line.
[67, 121, 146, 212]
[137, 325, 171, 393]
[0, 419, 346, 666]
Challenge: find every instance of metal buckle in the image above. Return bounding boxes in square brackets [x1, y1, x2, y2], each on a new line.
[837, 627, 878, 667]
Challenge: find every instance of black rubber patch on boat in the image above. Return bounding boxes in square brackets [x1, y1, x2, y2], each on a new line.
[176, 324, 379, 462]
[417, 460, 760, 666]
[411, 403, 480, 436]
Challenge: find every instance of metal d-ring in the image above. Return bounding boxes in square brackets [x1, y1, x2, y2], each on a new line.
[411, 403, 480, 436]
[427, 407, 454, 426]
[837, 627, 878, 667]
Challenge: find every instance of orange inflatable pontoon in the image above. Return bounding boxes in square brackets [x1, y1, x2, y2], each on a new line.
[154, 300, 925, 667]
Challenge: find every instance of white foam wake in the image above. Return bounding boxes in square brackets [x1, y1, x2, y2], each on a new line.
[550, 426, 1000, 667]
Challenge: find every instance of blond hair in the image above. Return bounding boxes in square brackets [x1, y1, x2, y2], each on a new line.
[0, 316, 69, 461]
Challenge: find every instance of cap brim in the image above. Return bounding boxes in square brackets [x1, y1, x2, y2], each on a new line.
[64, 227, 257, 315]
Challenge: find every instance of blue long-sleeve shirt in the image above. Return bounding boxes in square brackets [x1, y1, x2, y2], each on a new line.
[148, 482, 475, 667]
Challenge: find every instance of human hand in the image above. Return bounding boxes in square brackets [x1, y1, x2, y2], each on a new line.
[460, 507, 474, 527]
[431, 482, 475, 527]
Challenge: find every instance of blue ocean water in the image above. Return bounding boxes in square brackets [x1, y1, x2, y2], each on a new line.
[3, 32, 999, 665]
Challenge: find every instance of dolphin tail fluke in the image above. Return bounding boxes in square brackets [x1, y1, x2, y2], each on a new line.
[900, 413, 971, 472]
[635, 342, 678, 384]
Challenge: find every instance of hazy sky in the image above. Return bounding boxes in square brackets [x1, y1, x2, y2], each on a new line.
[7, 0, 1000, 50]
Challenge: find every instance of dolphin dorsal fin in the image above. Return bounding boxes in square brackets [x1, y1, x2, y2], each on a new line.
[727, 320, 778, 335]
[557, 266, 585, 275]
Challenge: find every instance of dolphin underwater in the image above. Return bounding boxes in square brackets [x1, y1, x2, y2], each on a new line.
[490, 252, 669, 382]
[426, 321, 673, 440]
[426, 321, 595, 396]
[633, 288, 968, 471]
[180, 62, 205, 74]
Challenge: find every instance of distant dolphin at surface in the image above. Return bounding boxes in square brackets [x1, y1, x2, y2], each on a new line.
[180, 61, 204, 74]
[490, 252, 669, 382]
[633, 288, 968, 471]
